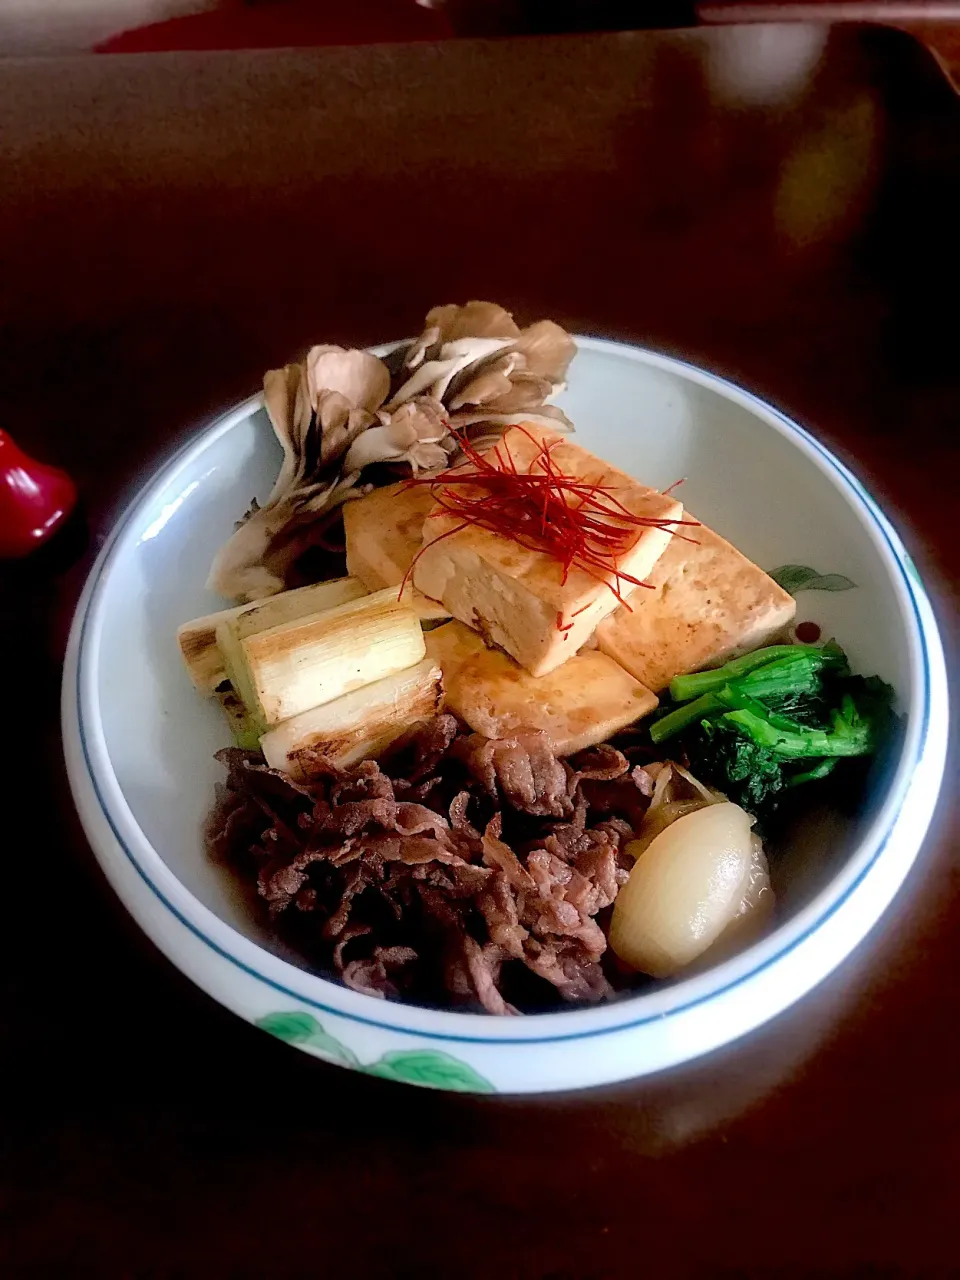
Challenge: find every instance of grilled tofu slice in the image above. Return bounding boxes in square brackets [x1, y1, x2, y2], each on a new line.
[595, 519, 796, 692]
[413, 426, 683, 676]
[343, 481, 450, 621]
[425, 621, 657, 755]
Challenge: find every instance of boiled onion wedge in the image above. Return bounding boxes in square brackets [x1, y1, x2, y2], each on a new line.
[610, 802, 758, 977]
[218, 586, 426, 731]
[177, 576, 368, 693]
[261, 658, 442, 779]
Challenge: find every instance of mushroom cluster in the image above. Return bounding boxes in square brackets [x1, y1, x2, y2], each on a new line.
[207, 302, 576, 602]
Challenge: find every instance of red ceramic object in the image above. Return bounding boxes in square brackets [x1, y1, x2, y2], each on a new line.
[95, 0, 452, 53]
[0, 429, 77, 558]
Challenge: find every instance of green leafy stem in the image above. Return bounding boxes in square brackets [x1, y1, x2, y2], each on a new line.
[769, 564, 856, 594]
[256, 1011, 495, 1093]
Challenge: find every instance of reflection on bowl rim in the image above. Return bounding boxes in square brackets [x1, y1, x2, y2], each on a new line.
[63, 339, 949, 1054]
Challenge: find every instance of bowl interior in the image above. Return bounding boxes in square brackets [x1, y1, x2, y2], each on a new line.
[85, 343, 913, 976]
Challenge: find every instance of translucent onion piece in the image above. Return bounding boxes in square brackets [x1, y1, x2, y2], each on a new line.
[668, 761, 723, 805]
[625, 798, 714, 861]
[610, 802, 755, 977]
[696, 835, 775, 968]
[624, 761, 725, 860]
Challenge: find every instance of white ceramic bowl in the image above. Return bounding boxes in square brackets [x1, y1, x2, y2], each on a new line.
[62, 339, 948, 1095]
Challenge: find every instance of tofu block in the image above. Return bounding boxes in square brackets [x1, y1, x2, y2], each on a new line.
[343, 482, 450, 621]
[423, 617, 489, 673]
[595, 519, 796, 692]
[413, 426, 683, 676]
[425, 621, 658, 755]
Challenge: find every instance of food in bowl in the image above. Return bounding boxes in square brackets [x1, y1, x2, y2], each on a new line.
[178, 302, 893, 1016]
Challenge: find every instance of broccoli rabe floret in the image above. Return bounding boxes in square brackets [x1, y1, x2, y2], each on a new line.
[684, 720, 787, 813]
[649, 643, 894, 817]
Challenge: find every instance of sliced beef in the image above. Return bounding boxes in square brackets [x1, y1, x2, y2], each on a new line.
[208, 718, 660, 1014]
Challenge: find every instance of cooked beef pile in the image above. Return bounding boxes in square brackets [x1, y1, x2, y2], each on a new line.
[208, 716, 665, 1014]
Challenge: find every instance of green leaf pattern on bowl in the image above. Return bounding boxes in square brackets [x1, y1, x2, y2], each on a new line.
[256, 1011, 361, 1067]
[256, 1012, 495, 1093]
[769, 564, 857, 594]
[364, 1050, 494, 1091]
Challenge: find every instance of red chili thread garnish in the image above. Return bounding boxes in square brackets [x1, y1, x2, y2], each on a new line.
[658, 478, 703, 547]
[400, 427, 698, 622]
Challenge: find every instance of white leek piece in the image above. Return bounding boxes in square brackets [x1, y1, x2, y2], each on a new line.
[177, 604, 240, 694]
[221, 586, 426, 729]
[215, 685, 261, 750]
[177, 576, 368, 693]
[260, 659, 442, 778]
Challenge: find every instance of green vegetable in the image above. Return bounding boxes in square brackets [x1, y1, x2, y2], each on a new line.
[684, 720, 788, 813]
[651, 676, 831, 747]
[737, 654, 826, 702]
[233, 723, 263, 751]
[722, 706, 874, 758]
[788, 758, 839, 787]
[667, 643, 846, 703]
[651, 642, 894, 816]
[760, 686, 830, 726]
[650, 692, 726, 744]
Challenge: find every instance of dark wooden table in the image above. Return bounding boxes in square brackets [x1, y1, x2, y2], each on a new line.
[1, 25, 957, 1278]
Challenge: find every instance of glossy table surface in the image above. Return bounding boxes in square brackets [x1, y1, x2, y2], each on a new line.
[1, 25, 957, 1277]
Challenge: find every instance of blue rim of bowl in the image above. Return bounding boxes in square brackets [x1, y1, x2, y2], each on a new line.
[71, 343, 939, 1046]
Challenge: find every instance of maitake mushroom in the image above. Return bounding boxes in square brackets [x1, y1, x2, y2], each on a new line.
[207, 301, 576, 601]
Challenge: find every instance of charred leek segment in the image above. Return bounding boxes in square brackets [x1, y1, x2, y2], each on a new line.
[260, 659, 442, 779]
[221, 586, 427, 730]
[212, 582, 374, 725]
[178, 605, 242, 694]
[177, 577, 368, 693]
[214, 683, 261, 750]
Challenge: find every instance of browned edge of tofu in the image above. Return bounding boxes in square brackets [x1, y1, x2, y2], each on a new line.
[425, 620, 658, 754]
[595, 517, 796, 691]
